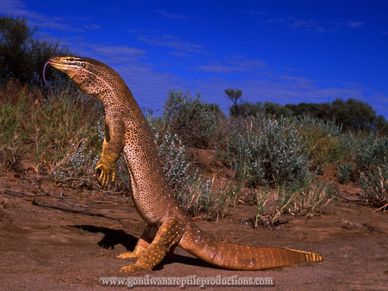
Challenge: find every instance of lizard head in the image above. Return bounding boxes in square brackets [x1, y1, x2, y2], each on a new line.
[48, 55, 122, 96]
[48, 56, 89, 80]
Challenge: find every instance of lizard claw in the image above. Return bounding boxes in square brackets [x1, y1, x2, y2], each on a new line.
[120, 264, 148, 273]
[95, 162, 116, 188]
[116, 251, 138, 259]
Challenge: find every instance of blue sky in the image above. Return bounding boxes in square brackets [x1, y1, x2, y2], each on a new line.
[1, 0, 388, 117]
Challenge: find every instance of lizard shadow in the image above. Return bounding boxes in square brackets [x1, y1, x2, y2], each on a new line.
[71, 224, 138, 251]
[70, 224, 217, 270]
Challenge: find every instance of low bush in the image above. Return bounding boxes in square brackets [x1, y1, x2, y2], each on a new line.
[296, 116, 343, 172]
[336, 134, 388, 207]
[222, 116, 310, 188]
[163, 90, 225, 148]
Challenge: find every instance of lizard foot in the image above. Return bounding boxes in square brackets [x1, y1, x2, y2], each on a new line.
[95, 158, 116, 189]
[120, 264, 148, 273]
[116, 251, 138, 259]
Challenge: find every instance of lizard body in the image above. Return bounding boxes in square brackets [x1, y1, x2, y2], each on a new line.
[48, 56, 323, 272]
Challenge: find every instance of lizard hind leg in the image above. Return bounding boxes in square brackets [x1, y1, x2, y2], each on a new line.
[116, 225, 157, 259]
[116, 239, 149, 259]
[120, 219, 185, 273]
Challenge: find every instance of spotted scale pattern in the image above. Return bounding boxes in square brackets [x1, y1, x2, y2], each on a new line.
[49, 56, 323, 272]
[179, 222, 323, 270]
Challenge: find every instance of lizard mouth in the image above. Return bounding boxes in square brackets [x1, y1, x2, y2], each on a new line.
[48, 61, 68, 70]
[48, 56, 85, 71]
[43, 57, 75, 85]
[46, 56, 86, 82]
[48, 58, 73, 71]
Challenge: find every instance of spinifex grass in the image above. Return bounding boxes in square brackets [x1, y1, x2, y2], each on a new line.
[254, 182, 334, 228]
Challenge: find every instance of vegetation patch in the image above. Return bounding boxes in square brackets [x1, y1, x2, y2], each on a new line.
[1, 16, 386, 225]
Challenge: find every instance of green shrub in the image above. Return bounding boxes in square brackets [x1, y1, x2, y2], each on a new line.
[336, 133, 388, 207]
[287, 99, 381, 132]
[354, 136, 388, 207]
[359, 166, 388, 207]
[163, 90, 225, 148]
[230, 102, 291, 118]
[230, 98, 388, 135]
[230, 102, 264, 117]
[296, 116, 343, 172]
[354, 135, 388, 171]
[337, 163, 354, 184]
[223, 116, 310, 188]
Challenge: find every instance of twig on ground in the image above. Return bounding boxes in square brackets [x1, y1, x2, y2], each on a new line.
[374, 203, 388, 212]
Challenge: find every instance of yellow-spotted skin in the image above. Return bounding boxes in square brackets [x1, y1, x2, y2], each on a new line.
[119, 220, 185, 272]
[49, 56, 323, 273]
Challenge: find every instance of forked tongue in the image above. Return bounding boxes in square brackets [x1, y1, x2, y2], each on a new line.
[42, 60, 50, 86]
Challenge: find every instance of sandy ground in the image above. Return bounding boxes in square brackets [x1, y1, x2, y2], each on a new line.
[1, 166, 387, 290]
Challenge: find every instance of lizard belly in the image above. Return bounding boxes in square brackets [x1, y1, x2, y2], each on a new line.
[123, 146, 169, 225]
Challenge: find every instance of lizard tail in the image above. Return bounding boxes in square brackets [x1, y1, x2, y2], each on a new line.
[178, 222, 323, 270]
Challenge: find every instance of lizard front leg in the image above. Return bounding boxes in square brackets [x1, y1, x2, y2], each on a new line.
[120, 219, 185, 273]
[95, 119, 124, 188]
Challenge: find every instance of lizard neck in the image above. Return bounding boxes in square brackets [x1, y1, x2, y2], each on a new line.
[77, 62, 182, 225]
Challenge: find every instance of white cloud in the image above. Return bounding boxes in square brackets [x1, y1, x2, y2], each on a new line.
[0, 0, 101, 31]
[196, 64, 237, 73]
[240, 9, 366, 33]
[347, 21, 364, 28]
[288, 17, 326, 32]
[137, 33, 203, 54]
[91, 45, 145, 63]
[197, 56, 266, 73]
[155, 9, 189, 21]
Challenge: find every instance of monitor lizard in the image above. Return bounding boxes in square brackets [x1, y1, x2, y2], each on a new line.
[48, 56, 323, 273]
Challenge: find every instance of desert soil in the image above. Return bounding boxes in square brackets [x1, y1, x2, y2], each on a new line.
[1, 164, 387, 291]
